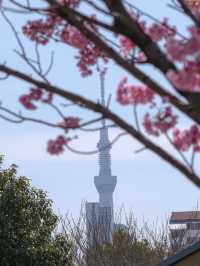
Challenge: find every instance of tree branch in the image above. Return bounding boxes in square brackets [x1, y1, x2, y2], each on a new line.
[177, 0, 200, 26]
[43, 0, 200, 125]
[0, 64, 199, 187]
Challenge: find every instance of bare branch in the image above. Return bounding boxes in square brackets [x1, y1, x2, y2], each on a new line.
[0, 73, 9, 80]
[1, 9, 53, 83]
[65, 132, 127, 155]
[0, 104, 105, 131]
[0, 64, 199, 187]
[0, 105, 62, 128]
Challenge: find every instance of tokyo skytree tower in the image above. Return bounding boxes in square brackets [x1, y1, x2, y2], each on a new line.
[86, 71, 117, 245]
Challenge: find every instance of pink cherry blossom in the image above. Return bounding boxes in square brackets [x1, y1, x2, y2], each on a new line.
[57, 0, 80, 8]
[167, 69, 200, 92]
[47, 135, 69, 155]
[146, 18, 176, 42]
[23, 19, 54, 45]
[166, 26, 200, 61]
[165, 39, 186, 61]
[23, 12, 107, 76]
[16, 0, 200, 161]
[19, 95, 37, 110]
[59, 117, 80, 132]
[19, 88, 53, 110]
[29, 88, 43, 100]
[60, 25, 87, 49]
[165, 24, 200, 92]
[42, 92, 53, 104]
[154, 106, 177, 133]
[143, 106, 177, 136]
[172, 128, 190, 151]
[172, 125, 200, 152]
[119, 36, 135, 56]
[188, 125, 200, 145]
[117, 77, 154, 105]
[143, 114, 159, 136]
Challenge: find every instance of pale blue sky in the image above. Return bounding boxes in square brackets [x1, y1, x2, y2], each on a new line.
[0, 0, 199, 224]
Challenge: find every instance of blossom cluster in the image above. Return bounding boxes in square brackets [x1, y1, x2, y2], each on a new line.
[58, 116, 80, 132]
[116, 78, 178, 137]
[23, 8, 107, 76]
[19, 86, 80, 154]
[19, 88, 53, 110]
[23, 18, 55, 45]
[172, 125, 200, 152]
[146, 18, 176, 42]
[119, 36, 135, 56]
[166, 25, 200, 91]
[19, 0, 200, 159]
[57, 0, 80, 8]
[143, 106, 178, 136]
[47, 135, 69, 155]
[119, 18, 176, 58]
[117, 7, 200, 93]
[163, 1, 200, 92]
[117, 77, 154, 105]
[47, 116, 79, 155]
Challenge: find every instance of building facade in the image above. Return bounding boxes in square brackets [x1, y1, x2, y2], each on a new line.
[169, 211, 200, 248]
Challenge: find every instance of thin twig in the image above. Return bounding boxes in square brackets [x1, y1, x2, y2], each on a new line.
[65, 132, 127, 155]
[133, 104, 141, 132]
[165, 133, 192, 170]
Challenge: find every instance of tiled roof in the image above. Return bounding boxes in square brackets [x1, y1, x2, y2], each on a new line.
[156, 240, 200, 266]
[170, 211, 200, 222]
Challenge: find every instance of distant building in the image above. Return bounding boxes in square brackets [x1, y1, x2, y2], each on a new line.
[86, 202, 100, 246]
[169, 211, 200, 248]
[86, 202, 113, 246]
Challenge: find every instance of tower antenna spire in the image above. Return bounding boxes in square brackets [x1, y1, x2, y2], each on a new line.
[100, 69, 106, 127]
[97, 69, 112, 179]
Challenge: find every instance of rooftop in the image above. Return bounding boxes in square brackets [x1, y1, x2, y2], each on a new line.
[156, 240, 200, 266]
[170, 211, 200, 223]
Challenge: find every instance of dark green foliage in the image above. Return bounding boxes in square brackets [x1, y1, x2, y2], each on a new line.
[0, 157, 74, 266]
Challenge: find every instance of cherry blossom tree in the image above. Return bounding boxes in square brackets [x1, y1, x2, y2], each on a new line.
[0, 0, 200, 187]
